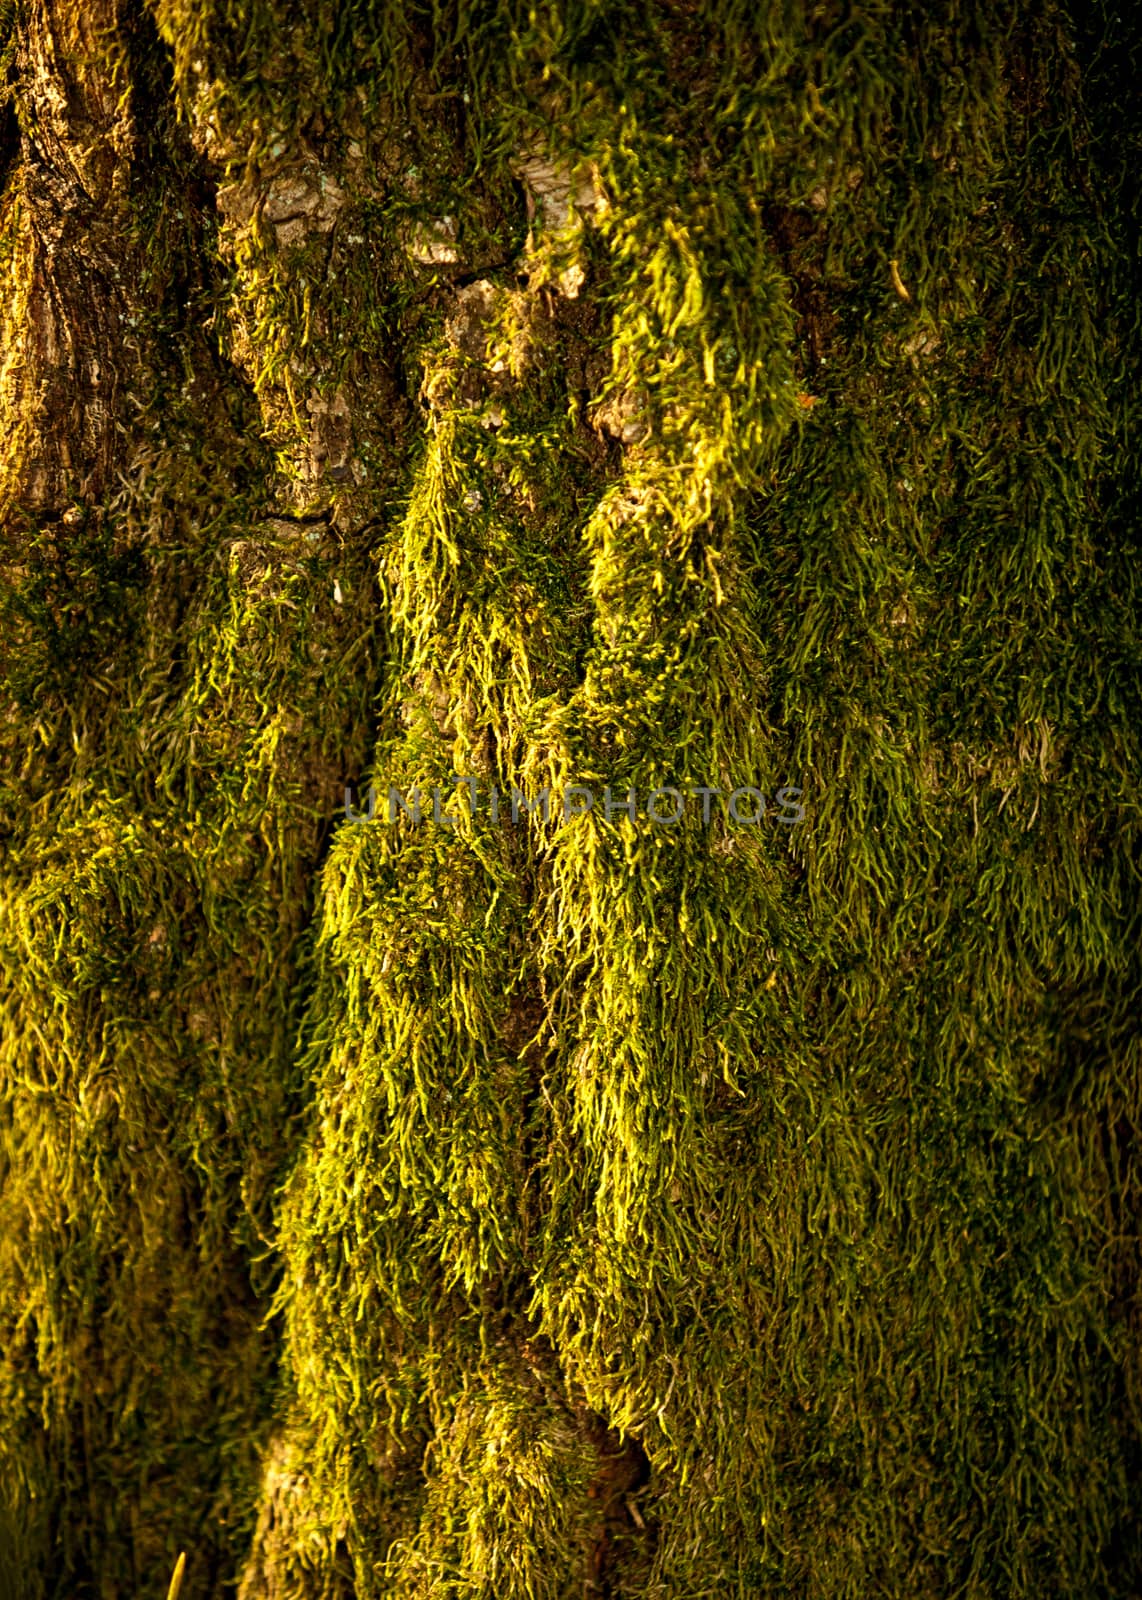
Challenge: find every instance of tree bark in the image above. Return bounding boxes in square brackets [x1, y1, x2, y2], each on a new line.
[0, 2, 1140, 1598]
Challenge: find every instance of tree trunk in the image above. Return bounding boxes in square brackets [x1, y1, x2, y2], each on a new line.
[1, 2, 1140, 1597]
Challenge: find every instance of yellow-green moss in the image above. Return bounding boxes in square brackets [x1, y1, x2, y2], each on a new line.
[1, 1, 1141, 1596]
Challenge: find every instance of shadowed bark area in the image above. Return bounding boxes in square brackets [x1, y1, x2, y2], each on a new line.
[0, 3, 1140, 1599]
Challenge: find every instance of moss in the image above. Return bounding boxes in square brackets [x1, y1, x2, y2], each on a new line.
[1, 0, 1140, 1596]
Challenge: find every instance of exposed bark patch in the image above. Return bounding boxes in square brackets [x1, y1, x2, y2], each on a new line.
[0, 0, 155, 517]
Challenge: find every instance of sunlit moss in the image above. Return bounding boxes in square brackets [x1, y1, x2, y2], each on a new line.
[1, 0, 1140, 1596]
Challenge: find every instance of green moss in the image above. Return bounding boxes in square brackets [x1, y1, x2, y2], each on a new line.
[1, 0, 1140, 1596]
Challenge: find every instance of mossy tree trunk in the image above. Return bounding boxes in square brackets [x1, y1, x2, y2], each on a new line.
[0, 2, 1140, 1598]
